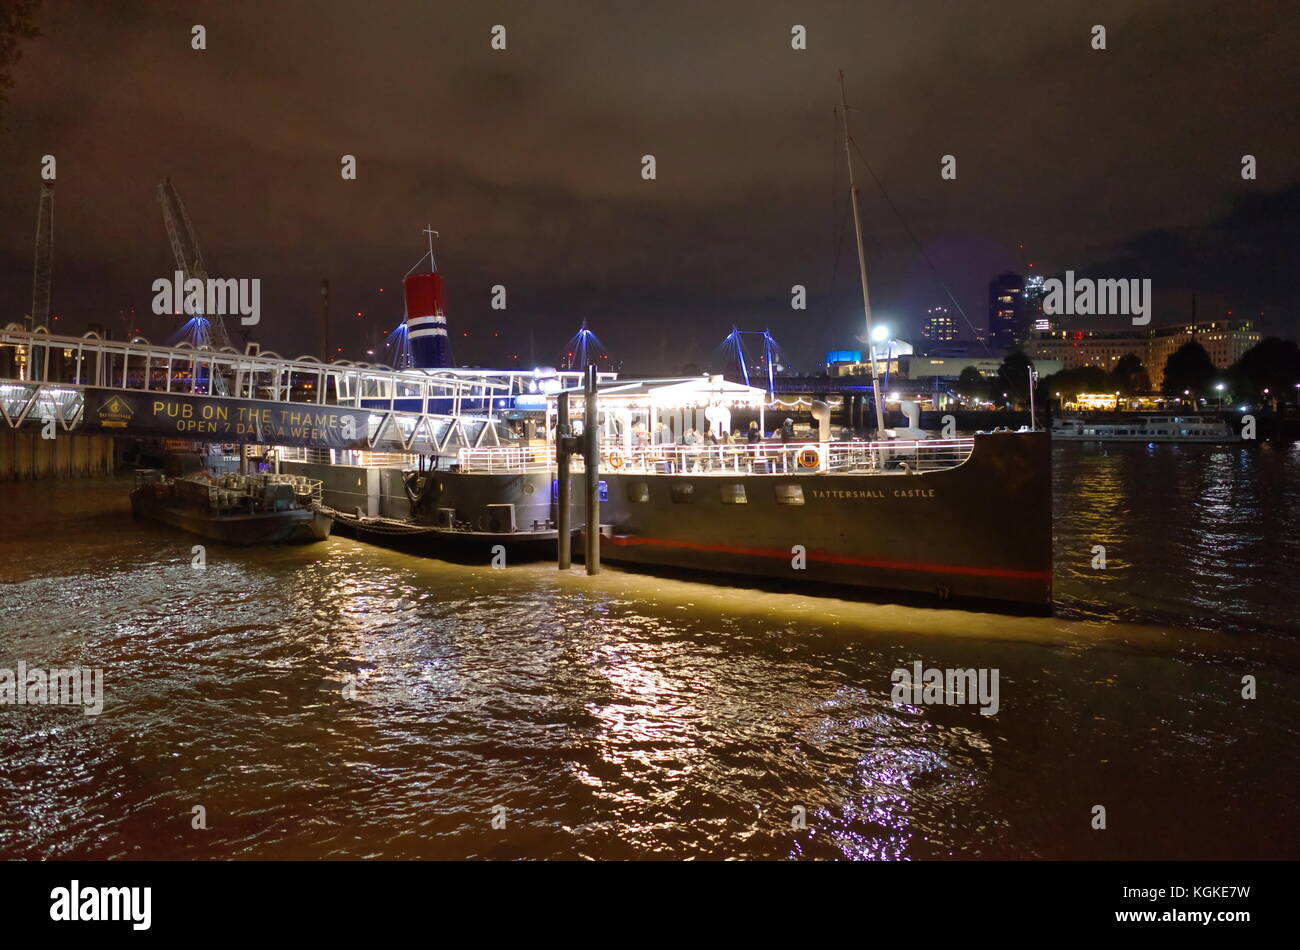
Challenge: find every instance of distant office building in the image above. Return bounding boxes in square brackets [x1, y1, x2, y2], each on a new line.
[1024, 318, 1262, 386]
[830, 353, 1063, 381]
[901, 354, 1063, 381]
[826, 349, 862, 367]
[1023, 275, 1052, 332]
[828, 339, 913, 378]
[925, 342, 980, 358]
[988, 273, 1025, 348]
[920, 306, 959, 347]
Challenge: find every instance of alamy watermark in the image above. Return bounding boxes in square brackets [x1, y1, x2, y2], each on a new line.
[151, 270, 260, 326]
[0, 662, 104, 715]
[50, 880, 150, 930]
[1042, 270, 1151, 326]
[891, 661, 999, 716]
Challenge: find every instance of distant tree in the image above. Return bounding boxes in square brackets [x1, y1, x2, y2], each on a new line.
[995, 350, 1034, 406]
[1112, 353, 1151, 395]
[1042, 365, 1112, 400]
[1161, 340, 1217, 398]
[1230, 337, 1300, 399]
[0, 1, 40, 128]
[954, 365, 989, 403]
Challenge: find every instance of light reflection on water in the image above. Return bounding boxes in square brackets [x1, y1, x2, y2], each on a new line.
[0, 442, 1297, 860]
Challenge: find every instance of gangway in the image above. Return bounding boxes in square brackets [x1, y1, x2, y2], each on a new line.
[0, 324, 603, 454]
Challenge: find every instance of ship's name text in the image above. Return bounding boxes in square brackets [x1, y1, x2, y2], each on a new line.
[811, 488, 936, 499]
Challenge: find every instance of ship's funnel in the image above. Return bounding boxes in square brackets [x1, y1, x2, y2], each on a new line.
[404, 272, 450, 368]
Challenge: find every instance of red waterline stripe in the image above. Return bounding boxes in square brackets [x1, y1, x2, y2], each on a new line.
[603, 534, 1051, 581]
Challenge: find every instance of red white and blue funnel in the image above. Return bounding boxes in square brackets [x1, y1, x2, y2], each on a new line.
[403, 271, 450, 368]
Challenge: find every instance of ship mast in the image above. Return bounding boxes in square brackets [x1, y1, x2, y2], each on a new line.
[839, 71, 888, 436]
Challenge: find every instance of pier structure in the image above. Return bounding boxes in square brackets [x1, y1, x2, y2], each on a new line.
[0, 324, 607, 456]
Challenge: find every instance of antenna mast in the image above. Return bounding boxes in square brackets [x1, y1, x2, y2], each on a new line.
[839, 71, 888, 436]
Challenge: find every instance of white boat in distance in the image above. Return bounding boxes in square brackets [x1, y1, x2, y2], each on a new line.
[1051, 414, 1241, 444]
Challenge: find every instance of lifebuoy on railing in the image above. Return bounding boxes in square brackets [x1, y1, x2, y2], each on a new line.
[606, 447, 626, 470]
[796, 444, 821, 469]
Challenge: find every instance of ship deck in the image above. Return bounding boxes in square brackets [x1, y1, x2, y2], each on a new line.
[457, 437, 976, 477]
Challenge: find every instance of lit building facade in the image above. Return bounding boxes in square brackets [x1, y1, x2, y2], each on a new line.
[920, 306, 959, 346]
[1025, 319, 1262, 386]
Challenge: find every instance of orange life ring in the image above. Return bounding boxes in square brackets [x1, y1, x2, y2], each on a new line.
[606, 448, 626, 469]
[797, 444, 821, 469]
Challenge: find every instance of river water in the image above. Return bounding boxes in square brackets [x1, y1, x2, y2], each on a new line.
[1, 443, 1297, 860]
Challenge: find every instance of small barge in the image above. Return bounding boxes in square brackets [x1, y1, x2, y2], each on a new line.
[131, 470, 333, 545]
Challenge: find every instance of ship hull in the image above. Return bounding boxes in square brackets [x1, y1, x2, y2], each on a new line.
[595, 431, 1051, 610]
[427, 431, 1052, 611]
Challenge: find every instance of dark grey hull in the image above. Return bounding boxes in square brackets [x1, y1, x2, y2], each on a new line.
[424, 431, 1053, 611]
[327, 506, 563, 563]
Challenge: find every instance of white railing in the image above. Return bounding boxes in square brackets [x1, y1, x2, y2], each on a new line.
[0, 324, 510, 409]
[457, 438, 975, 475]
[266, 474, 324, 504]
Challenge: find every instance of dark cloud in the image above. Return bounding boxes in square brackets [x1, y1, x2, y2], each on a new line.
[1, 0, 1297, 372]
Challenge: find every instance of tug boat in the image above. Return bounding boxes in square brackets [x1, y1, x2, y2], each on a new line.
[131, 469, 333, 545]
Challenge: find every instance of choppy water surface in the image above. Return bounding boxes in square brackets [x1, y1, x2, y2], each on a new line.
[1, 443, 1298, 859]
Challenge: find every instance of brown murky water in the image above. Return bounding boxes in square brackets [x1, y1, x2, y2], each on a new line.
[1, 443, 1298, 859]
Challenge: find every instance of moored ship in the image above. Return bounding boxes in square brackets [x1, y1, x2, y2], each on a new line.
[324, 74, 1054, 611]
[441, 425, 1052, 611]
[131, 470, 333, 545]
[1051, 414, 1241, 443]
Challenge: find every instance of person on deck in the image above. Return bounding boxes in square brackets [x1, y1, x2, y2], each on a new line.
[684, 428, 700, 471]
[779, 418, 796, 471]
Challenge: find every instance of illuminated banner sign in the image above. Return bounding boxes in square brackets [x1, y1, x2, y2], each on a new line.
[81, 388, 369, 449]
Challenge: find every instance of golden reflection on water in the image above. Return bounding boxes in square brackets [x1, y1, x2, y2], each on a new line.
[1, 458, 1298, 861]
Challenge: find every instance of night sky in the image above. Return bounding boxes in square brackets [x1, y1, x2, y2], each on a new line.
[2, 0, 1297, 373]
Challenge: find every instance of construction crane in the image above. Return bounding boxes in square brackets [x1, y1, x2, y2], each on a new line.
[156, 178, 234, 353]
[29, 182, 54, 331]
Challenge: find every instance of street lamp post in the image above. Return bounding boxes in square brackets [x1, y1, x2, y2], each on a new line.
[1028, 368, 1039, 430]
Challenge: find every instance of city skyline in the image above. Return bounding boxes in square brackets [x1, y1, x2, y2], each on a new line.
[1, 1, 1298, 373]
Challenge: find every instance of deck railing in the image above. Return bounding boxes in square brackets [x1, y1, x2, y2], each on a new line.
[457, 438, 975, 476]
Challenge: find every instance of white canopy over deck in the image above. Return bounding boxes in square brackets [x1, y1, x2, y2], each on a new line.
[545, 375, 770, 452]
